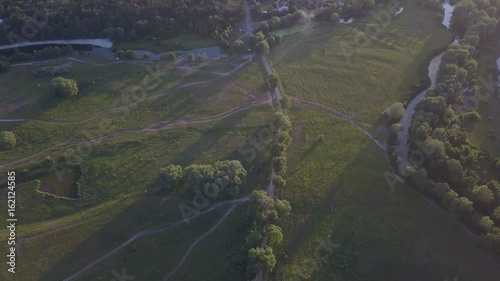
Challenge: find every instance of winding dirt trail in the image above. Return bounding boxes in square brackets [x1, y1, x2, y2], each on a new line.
[62, 197, 248, 281]
[290, 96, 385, 151]
[162, 205, 237, 281]
[1, 55, 254, 125]
[0, 99, 270, 171]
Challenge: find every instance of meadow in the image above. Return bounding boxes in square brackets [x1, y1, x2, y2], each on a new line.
[468, 46, 500, 161]
[0, 52, 275, 281]
[270, 2, 453, 124]
[272, 104, 500, 281]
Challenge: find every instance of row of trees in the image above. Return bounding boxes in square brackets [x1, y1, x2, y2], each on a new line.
[248, 31, 283, 55]
[1, 45, 73, 63]
[157, 160, 248, 199]
[244, 190, 292, 278]
[403, 0, 500, 253]
[0, 0, 244, 45]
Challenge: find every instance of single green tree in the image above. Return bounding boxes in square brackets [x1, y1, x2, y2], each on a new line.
[267, 73, 280, 90]
[247, 247, 276, 274]
[51, 77, 79, 97]
[266, 224, 283, 247]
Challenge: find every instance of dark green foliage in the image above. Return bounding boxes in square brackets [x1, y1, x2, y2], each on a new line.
[0, 0, 244, 45]
[404, 0, 500, 254]
[185, 160, 247, 199]
[33, 64, 71, 77]
[51, 77, 78, 97]
[247, 247, 276, 275]
[188, 53, 195, 62]
[0, 131, 16, 150]
[267, 73, 280, 90]
[265, 224, 283, 247]
[157, 164, 183, 190]
[272, 176, 286, 188]
[116, 50, 137, 60]
[160, 53, 176, 61]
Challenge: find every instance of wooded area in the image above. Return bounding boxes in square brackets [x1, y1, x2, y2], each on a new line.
[0, 0, 244, 45]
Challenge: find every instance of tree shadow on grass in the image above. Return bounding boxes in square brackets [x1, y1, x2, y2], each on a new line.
[33, 192, 229, 281]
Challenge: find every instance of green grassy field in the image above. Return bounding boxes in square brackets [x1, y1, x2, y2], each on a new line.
[468, 47, 500, 160]
[270, 2, 453, 124]
[272, 104, 500, 281]
[0, 48, 274, 281]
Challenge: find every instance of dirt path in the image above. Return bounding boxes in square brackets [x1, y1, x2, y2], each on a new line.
[62, 197, 248, 281]
[290, 96, 386, 151]
[0, 99, 270, 171]
[162, 205, 237, 280]
[1, 56, 253, 125]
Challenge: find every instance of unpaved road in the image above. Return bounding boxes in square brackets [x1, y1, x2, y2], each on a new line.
[162, 204, 237, 280]
[0, 99, 270, 171]
[62, 197, 248, 281]
[1, 55, 254, 125]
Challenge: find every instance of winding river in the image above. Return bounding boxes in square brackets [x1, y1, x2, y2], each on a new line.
[396, 2, 454, 168]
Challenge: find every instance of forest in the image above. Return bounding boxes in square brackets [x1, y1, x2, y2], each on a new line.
[0, 0, 244, 45]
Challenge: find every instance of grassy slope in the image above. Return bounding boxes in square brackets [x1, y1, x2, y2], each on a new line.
[272, 104, 500, 281]
[468, 47, 500, 160]
[270, 2, 453, 124]
[0, 53, 274, 281]
[0, 103, 274, 281]
[0, 59, 264, 163]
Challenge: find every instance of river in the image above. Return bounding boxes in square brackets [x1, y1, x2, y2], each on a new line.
[0, 38, 112, 50]
[396, 2, 454, 168]
[0, 38, 226, 61]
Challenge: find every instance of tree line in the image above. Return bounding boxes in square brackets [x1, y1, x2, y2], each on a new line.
[0, 0, 244, 45]
[400, 0, 500, 253]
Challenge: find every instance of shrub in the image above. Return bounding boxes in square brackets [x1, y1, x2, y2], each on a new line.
[384, 102, 405, 122]
[0, 60, 10, 72]
[157, 164, 184, 190]
[272, 176, 286, 188]
[317, 134, 325, 143]
[196, 52, 208, 62]
[267, 73, 280, 90]
[464, 111, 481, 122]
[51, 77, 78, 97]
[0, 131, 16, 150]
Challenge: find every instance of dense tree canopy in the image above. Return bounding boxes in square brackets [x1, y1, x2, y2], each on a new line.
[0, 0, 244, 45]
